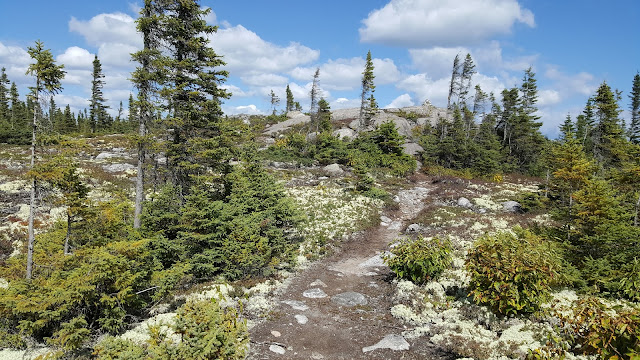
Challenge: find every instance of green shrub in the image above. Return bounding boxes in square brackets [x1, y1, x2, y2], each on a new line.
[384, 236, 452, 284]
[558, 297, 640, 359]
[466, 228, 563, 315]
[94, 298, 249, 360]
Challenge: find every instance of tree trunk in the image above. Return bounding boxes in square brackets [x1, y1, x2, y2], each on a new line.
[64, 212, 71, 255]
[26, 83, 39, 279]
[635, 192, 640, 227]
[133, 118, 145, 229]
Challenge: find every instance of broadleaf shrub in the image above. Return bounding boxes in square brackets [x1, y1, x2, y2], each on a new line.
[466, 227, 563, 315]
[384, 236, 452, 284]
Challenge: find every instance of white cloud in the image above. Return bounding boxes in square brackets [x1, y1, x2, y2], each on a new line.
[538, 89, 561, 107]
[240, 73, 289, 87]
[53, 94, 90, 113]
[223, 104, 264, 115]
[57, 46, 94, 69]
[202, 7, 217, 25]
[69, 13, 140, 47]
[97, 43, 137, 69]
[409, 47, 468, 79]
[332, 97, 361, 110]
[544, 66, 597, 97]
[212, 25, 319, 75]
[290, 57, 401, 91]
[221, 84, 251, 97]
[360, 0, 535, 47]
[61, 69, 92, 86]
[385, 93, 415, 108]
[0, 42, 31, 86]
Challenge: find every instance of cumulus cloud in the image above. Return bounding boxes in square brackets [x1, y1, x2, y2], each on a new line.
[211, 25, 319, 75]
[0, 42, 31, 85]
[57, 46, 94, 69]
[221, 84, 251, 97]
[360, 0, 535, 47]
[544, 66, 597, 97]
[240, 73, 289, 87]
[385, 94, 415, 108]
[290, 57, 401, 91]
[69, 13, 140, 47]
[333, 97, 361, 110]
[538, 89, 561, 107]
[223, 104, 264, 115]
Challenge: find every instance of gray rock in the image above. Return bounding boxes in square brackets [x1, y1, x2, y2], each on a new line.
[380, 216, 392, 224]
[458, 197, 473, 208]
[332, 128, 355, 139]
[286, 110, 304, 119]
[95, 152, 120, 160]
[405, 223, 423, 233]
[372, 113, 413, 137]
[502, 201, 523, 213]
[264, 114, 311, 135]
[103, 163, 135, 173]
[294, 314, 308, 324]
[282, 300, 309, 311]
[401, 142, 424, 156]
[310, 279, 327, 288]
[359, 255, 386, 267]
[322, 163, 343, 177]
[269, 344, 286, 355]
[331, 292, 368, 307]
[306, 132, 318, 142]
[303, 288, 327, 299]
[362, 334, 410, 353]
[331, 108, 360, 122]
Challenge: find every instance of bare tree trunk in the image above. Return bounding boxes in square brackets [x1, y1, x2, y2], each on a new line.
[134, 118, 145, 229]
[64, 213, 71, 255]
[545, 169, 550, 198]
[635, 192, 640, 227]
[26, 83, 39, 279]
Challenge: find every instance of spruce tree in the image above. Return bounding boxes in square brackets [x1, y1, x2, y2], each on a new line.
[25, 40, 65, 279]
[285, 84, 294, 113]
[90, 55, 109, 132]
[269, 89, 280, 115]
[592, 81, 626, 167]
[629, 72, 640, 144]
[559, 113, 575, 143]
[447, 54, 461, 110]
[359, 50, 377, 128]
[458, 54, 476, 107]
[309, 68, 321, 132]
[0, 67, 9, 123]
[473, 96, 502, 175]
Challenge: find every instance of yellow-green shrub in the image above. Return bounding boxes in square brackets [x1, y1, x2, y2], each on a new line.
[466, 228, 563, 315]
[384, 236, 452, 284]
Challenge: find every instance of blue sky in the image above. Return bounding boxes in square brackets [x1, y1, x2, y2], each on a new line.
[0, 0, 638, 137]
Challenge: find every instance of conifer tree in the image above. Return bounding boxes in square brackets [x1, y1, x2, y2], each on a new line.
[0, 67, 9, 123]
[447, 54, 461, 110]
[269, 89, 280, 115]
[575, 97, 595, 150]
[473, 95, 502, 175]
[317, 98, 332, 133]
[629, 72, 640, 144]
[9, 82, 20, 129]
[559, 113, 575, 143]
[25, 40, 65, 279]
[457, 54, 476, 107]
[359, 51, 377, 128]
[62, 104, 76, 133]
[285, 84, 294, 113]
[309, 68, 320, 115]
[592, 81, 626, 167]
[90, 55, 109, 132]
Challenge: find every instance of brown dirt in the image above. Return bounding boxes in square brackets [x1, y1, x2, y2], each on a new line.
[248, 181, 453, 359]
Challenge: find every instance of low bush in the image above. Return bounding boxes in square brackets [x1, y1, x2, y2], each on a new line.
[94, 298, 249, 360]
[466, 227, 564, 316]
[384, 236, 452, 284]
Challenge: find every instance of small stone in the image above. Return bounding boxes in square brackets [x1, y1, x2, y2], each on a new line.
[362, 334, 410, 353]
[269, 344, 286, 355]
[282, 300, 309, 311]
[365, 272, 378, 276]
[359, 255, 385, 268]
[331, 292, 368, 307]
[311, 352, 325, 359]
[405, 223, 422, 233]
[303, 288, 327, 299]
[310, 279, 327, 288]
[380, 216, 393, 224]
[271, 330, 281, 337]
[295, 314, 308, 324]
[458, 197, 473, 208]
[368, 282, 379, 288]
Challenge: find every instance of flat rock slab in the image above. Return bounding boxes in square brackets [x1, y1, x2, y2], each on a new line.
[282, 300, 309, 311]
[362, 334, 410, 353]
[303, 288, 328, 299]
[269, 344, 286, 355]
[331, 292, 368, 307]
[358, 255, 385, 268]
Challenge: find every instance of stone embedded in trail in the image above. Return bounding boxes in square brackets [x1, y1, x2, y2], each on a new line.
[294, 314, 308, 324]
[380, 215, 392, 225]
[310, 279, 327, 288]
[362, 334, 410, 353]
[331, 292, 368, 307]
[458, 197, 473, 208]
[359, 254, 386, 268]
[282, 300, 309, 311]
[269, 344, 286, 355]
[271, 330, 281, 337]
[303, 288, 328, 299]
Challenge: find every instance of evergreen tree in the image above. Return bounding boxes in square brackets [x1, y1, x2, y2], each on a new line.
[285, 84, 294, 113]
[458, 53, 476, 107]
[9, 82, 20, 129]
[62, 104, 76, 133]
[629, 72, 640, 144]
[592, 81, 626, 167]
[575, 97, 595, 150]
[447, 54, 461, 110]
[309, 67, 320, 115]
[25, 40, 65, 279]
[269, 89, 280, 115]
[156, 0, 231, 191]
[359, 50, 377, 128]
[0, 67, 9, 123]
[90, 55, 109, 132]
[473, 96, 502, 175]
[559, 113, 575, 143]
[317, 98, 332, 133]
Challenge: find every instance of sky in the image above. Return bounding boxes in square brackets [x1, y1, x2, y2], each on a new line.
[0, 0, 638, 138]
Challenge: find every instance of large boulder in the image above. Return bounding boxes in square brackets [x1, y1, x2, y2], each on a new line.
[286, 110, 304, 119]
[372, 113, 413, 138]
[458, 197, 473, 209]
[332, 128, 356, 140]
[401, 142, 424, 156]
[502, 201, 523, 213]
[263, 114, 311, 135]
[331, 108, 360, 122]
[322, 163, 344, 177]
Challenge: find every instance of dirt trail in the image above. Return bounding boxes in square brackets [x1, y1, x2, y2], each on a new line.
[248, 183, 451, 359]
